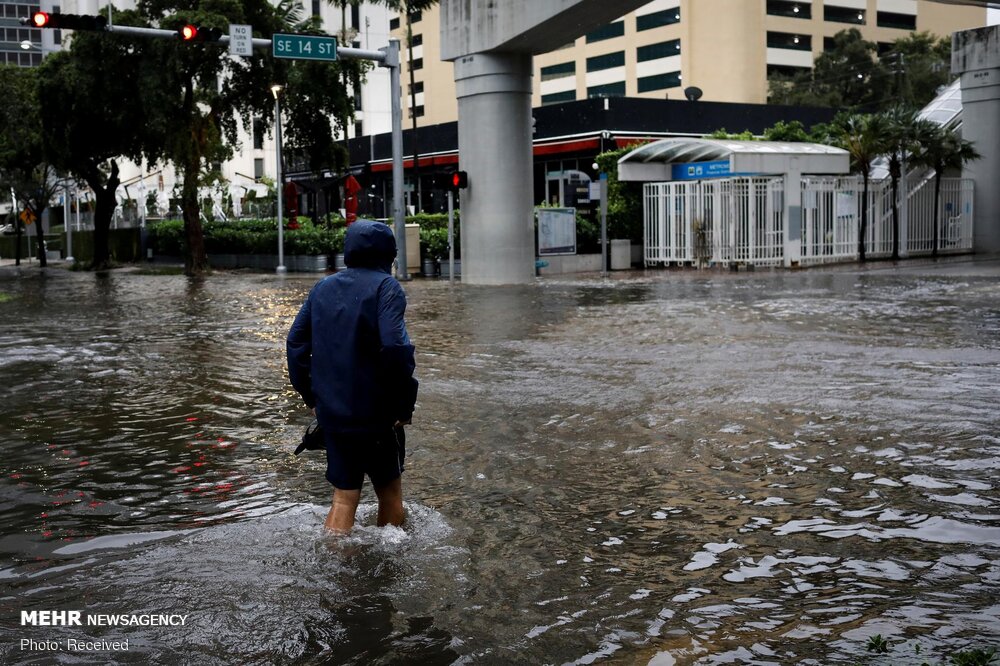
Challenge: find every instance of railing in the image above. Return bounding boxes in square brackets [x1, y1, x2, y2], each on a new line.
[644, 175, 974, 268]
[644, 177, 785, 267]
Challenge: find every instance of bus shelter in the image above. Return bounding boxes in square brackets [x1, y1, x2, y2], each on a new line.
[618, 138, 850, 267]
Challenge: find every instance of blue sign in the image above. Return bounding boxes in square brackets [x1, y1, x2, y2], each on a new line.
[671, 160, 732, 181]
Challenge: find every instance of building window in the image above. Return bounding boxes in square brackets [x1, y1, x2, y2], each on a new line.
[585, 21, 624, 44]
[637, 39, 681, 62]
[355, 121, 363, 138]
[825, 6, 865, 24]
[389, 16, 400, 31]
[408, 81, 424, 95]
[638, 72, 681, 92]
[311, 0, 319, 16]
[411, 33, 422, 47]
[350, 3, 359, 29]
[877, 11, 916, 30]
[766, 0, 811, 19]
[409, 105, 424, 118]
[253, 120, 264, 149]
[586, 51, 625, 73]
[766, 31, 811, 51]
[541, 90, 576, 105]
[637, 8, 681, 31]
[411, 57, 423, 70]
[767, 64, 810, 78]
[254, 158, 264, 180]
[587, 81, 625, 98]
[409, 10, 422, 23]
[541, 61, 575, 81]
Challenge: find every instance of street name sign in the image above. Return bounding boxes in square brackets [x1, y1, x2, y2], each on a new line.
[229, 24, 253, 56]
[272, 33, 338, 61]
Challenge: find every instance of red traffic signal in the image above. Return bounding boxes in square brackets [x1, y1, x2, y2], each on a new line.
[450, 170, 468, 189]
[177, 24, 223, 42]
[23, 11, 107, 30]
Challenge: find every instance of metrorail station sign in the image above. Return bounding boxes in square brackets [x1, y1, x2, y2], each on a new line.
[272, 33, 338, 61]
[671, 160, 733, 181]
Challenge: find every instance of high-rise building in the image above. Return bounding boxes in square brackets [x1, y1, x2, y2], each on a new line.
[1, 0, 44, 67]
[394, 0, 988, 127]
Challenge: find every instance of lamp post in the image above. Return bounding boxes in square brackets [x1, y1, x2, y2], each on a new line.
[271, 84, 287, 274]
[64, 185, 74, 264]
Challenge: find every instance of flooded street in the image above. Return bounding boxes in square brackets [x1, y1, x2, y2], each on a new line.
[1, 259, 998, 664]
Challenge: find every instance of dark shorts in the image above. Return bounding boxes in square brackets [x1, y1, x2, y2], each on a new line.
[325, 426, 405, 490]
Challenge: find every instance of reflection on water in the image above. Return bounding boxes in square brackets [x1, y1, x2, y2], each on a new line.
[1, 263, 998, 664]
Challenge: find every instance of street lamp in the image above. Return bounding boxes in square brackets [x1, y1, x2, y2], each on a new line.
[271, 84, 287, 275]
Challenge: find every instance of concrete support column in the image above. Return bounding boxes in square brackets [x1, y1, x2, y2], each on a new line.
[454, 52, 534, 285]
[953, 26, 1000, 253]
[783, 165, 802, 267]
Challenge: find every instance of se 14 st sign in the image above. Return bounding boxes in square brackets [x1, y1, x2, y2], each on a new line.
[272, 33, 338, 61]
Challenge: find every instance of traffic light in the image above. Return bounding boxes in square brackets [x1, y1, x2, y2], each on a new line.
[449, 170, 468, 190]
[23, 11, 107, 31]
[177, 24, 222, 42]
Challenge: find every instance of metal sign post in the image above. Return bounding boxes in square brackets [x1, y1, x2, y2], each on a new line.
[447, 189, 455, 283]
[599, 173, 608, 276]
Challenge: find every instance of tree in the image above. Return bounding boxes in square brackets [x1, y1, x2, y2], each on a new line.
[834, 113, 888, 262]
[38, 12, 160, 270]
[763, 120, 811, 142]
[912, 122, 979, 258]
[131, 0, 365, 275]
[878, 105, 919, 260]
[595, 145, 644, 242]
[770, 29, 887, 109]
[0, 65, 62, 268]
[881, 32, 952, 109]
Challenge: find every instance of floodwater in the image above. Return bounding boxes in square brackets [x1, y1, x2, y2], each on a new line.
[1, 259, 998, 665]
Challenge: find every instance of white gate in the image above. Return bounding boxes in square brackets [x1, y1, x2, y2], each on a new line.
[645, 175, 973, 268]
[644, 177, 784, 267]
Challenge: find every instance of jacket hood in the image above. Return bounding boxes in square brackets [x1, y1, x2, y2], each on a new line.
[344, 219, 397, 272]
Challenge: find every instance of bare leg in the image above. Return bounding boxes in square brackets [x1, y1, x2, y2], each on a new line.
[373, 477, 405, 528]
[324, 487, 361, 533]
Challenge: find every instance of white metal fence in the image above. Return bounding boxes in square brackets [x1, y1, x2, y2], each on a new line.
[644, 175, 974, 268]
[644, 177, 785, 267]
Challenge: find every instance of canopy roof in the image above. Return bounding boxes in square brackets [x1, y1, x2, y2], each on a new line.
[617, 138, 849, 182]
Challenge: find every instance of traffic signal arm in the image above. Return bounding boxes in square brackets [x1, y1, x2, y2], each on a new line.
[23, 12, 107, 31]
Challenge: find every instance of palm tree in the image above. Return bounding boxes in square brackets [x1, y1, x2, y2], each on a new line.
[879, 105, 918, 261]
[912, 122, 979, 258]
[835, 113, 888, 262]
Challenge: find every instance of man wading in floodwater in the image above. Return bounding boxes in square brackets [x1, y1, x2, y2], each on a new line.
[287, 219, 418, 533]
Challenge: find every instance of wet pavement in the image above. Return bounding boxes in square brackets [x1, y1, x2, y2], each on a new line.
[1, 257, 998, 664]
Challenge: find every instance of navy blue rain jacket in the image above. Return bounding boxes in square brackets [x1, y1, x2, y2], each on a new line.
[286, 219, 418, 433]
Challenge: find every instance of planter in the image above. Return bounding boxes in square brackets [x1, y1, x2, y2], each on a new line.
[422, 258, 439, 277]
[293, 254, 328, 272]
[207, 253, 326, 272]
[334, 253, 347, 271]
[439, 259, 461, 278]
[610, 239, 631, 270]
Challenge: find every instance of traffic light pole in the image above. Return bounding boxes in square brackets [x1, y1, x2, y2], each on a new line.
[447, 190, 455, 283]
